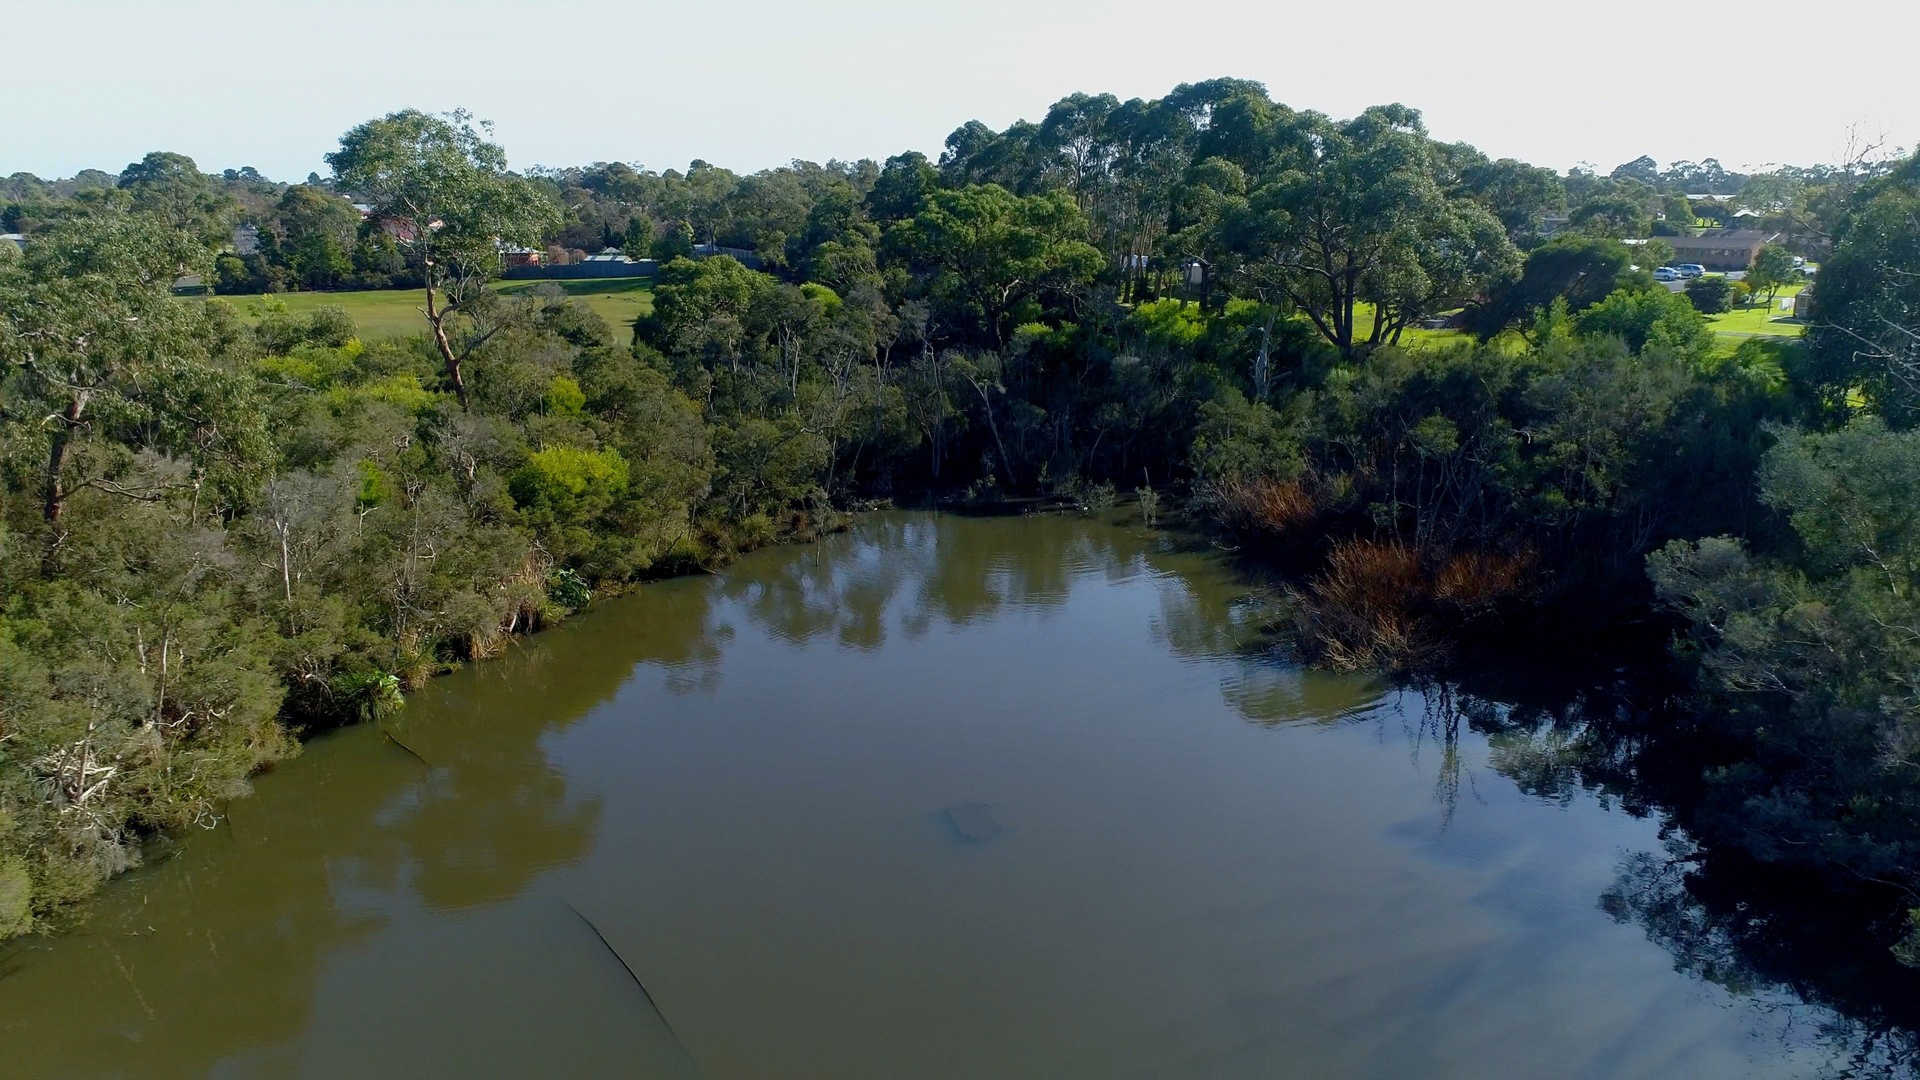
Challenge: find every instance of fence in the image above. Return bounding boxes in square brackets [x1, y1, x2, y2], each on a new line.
[502, 259, 659, 281]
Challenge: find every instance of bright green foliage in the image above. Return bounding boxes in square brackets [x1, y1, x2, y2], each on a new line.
[331, 373, 436, 415]
[544, 375, 586, 417]
[1575, 286, 1714, 361]
[513, 445, 629, 514]
[1747, 243, 1797, 305]
[1191, 388, 1302, 486]
[1127, 298, 1209, 348]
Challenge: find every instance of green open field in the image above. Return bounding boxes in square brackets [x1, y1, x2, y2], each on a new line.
[211, 277, 655, 340]
[1702, 280, 1807, 340]
[1378, 280, 1811, 358]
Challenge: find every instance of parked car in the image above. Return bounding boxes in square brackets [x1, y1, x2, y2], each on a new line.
[1677, 264, 1706, 278]
[1653, 266, 1680, 281]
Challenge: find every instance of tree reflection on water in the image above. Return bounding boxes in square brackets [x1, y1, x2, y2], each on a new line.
[1403, 674, 1920, 1076]
[724, 511, 1920, 1074]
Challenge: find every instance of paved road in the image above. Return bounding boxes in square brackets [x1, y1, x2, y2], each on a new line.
[1663, 270, 1745, 293]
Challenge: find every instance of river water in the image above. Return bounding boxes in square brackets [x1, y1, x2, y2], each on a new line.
[0, 512, 1902, 1077]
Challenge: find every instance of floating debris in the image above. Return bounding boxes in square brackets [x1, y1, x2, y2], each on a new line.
[939, 801, 1003, 844]
[380, 728, 432, 769]
[564, 901, 698, 1073]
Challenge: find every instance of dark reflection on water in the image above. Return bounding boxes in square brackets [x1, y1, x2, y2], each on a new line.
[0, 511, 1912, 1078]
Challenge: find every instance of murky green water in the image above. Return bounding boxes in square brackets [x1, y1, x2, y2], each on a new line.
[0, 512, 1894, 1077]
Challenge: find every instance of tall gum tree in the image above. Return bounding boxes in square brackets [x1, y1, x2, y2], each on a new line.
[326, 109, 560, 409]
[1201, 102, 1519, 357]
[0, 213, 270, 568]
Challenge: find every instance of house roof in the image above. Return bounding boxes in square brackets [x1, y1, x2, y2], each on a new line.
[1667, 229, 1776, 251]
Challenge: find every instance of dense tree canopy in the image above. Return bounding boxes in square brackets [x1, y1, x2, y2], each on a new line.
[1804, 157, 1920, 422]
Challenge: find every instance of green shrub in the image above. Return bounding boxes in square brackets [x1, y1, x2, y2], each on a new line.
[1685, 275, 1734, 314]
[544, 375, 586, 417]
[546, 567, 592, 610]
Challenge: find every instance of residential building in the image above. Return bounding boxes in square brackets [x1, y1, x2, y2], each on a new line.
[1665, 229, 1779, 271]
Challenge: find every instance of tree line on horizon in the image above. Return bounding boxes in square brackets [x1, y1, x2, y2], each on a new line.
[4, 80, 1920, 982]
[2, 81, 1898, 302]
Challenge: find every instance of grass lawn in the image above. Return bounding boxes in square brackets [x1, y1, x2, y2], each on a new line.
[211, 277, 654, 341]
[1381, 281, 1812, 358]
[497, 277, 654, 331]
[1702, 281, 1807, 340]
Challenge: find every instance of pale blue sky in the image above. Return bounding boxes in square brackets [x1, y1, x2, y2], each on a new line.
[5, 0, 1913, 181]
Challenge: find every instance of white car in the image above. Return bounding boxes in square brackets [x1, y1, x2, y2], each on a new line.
[1677, 264, 1707, 278]
[1653, 266, 1681, 281]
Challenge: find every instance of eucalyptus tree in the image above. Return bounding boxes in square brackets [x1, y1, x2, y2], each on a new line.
[1468, 234, 1647, 340]
[1203, 104, 1519, 356]
[0, 212, 270, 548]
[867, 152, 939, 224]
[116, 151, 234, 244]
[886, 185, 1103, 349]
[1447, 151, 1565, 245]
[1066, 95, 1194, 299]
[1570, 189, 1654, 238]
[1037, 92, 1120, 208]
[937, 119, 1050, 193]
[1745, 243, 1797, 306]
[1805, 153, 1920, 423]
[271, 185, 363, 289]
[326, 109, 559, 409]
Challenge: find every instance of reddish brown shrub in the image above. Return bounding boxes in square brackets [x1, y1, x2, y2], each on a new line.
[1432, 549, 1536, 615]
[1293, 540, 1433, 669]
[1293, 541, 1536, 670]
[1214, 477, 1317, 539]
